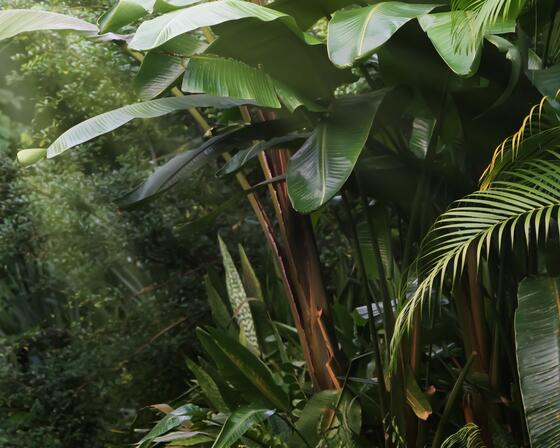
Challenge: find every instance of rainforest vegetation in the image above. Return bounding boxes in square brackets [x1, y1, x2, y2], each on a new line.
[0, 0, 559, 447]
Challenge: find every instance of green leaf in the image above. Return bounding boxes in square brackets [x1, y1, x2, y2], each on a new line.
[238, 245, 263, 302]
[134, 36, 208, 100]
[217, 134, 309, 176]
[327, 2, 439, 68]
[218, 236, 260, 354]
[441, 423, 486, 448]
[17, 148, 46, 167]
[182, 55, 282, 108]
[155, 0, 204, 13]
[205, 275, 234, 335]
[528, 64, 560, 99]
[186, 357, 230, 412]
[405, 370, 432, 421]
[41, 95, 262, 159]
[129, 0, 307, 51]
[138, 405, 205, 447]
[98, 0, 155, 33]
[484, 35, 521, 112]
[287, 91, 387, 213]
[196, 327, 290, 411]
[212, 407, 275, 448]
[120, 119, 296, 206]
[418, 11, 481, 77]
[515, 277, 560, 448]
[0, 9, 98, 42]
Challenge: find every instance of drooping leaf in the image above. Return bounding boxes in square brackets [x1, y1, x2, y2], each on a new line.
[327, 2, 439, 68]
[98, 0, 155, 33]
[216, 133, 309, 176]
[129, 0, 307, 51]
[138, 405, 205, 447]
[120, 119, 297, 205]
[0, 9, 98, 42]
[515, 277, 560, 448]
[212, 407, 275, 448]
[134, 35, 208, 100]
[418, 11, 481, 77]
[182, 55, 282, 108]
[196, 327, 290, 411]
[38, 95, 262, 160]
[287, 90, 388, 213]
[186, 357, 230, 412]
[218, 236, 260, 354]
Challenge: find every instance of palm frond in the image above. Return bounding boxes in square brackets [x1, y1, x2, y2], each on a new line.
[441, 423, 487, 448]
[480, 94, 560, 189]
[450, 0, 527, 51]
[391, 153, 560, 368]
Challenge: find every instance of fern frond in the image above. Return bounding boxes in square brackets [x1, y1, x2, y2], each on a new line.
[441, 423, 487, 448]
[480, 94, 560, 189]
[390, 155, 560, 369]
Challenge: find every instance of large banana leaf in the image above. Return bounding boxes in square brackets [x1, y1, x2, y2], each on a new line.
[287, 90, 387, 213]
[418, 12, 481, 77]
[129, 0, 309, 51]
[182, 55, 282, 108]
[98, 0, 155, 33]
[212, 407, 275, 448]
[327, 2, 439, 68]
[515, 277, 560, 448]
[0, 9, 98, 42]
[196, 327, 290, 411]
[134, 35, 208, 99]
[208, 19, 353, 104]
[120, 119, 296, 205]
[155, 0, 203, 13]
[32, 95, 263, 160]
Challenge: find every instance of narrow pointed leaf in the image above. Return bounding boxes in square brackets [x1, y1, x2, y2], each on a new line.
[196, 327, 290, 411]
[327, 2, 439, 67]
[212, 407, 275, 448]
[515, 277, 560, 448]
[182, 55, 281, 108]
[186, 358, 229, 412]
[287, 91, 387, 213]
[0, 9, 98, 42]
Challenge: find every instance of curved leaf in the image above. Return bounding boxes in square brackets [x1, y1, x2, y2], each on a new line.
[40, 95, 261, 159]
[196, 327, 290, 411]
[287, 90, 388, 213]
[120, 119, 296, 205]
[155, 0, 204, 13]
[0, 9, 98, 42]
[129, 0, 308, 51]
[212, 407, 275, 448]
[418, 12, 481, 77]
[515, 277, 560, 448]
[327, 2, 439, 68]
[217, 133, 309, 176]
[17, 148, 47, 167]
[134, 35, 208, 100]
[98, 0, 155, 33]
[182, 55, 281, 108]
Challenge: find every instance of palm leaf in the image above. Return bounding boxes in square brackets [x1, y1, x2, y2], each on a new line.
[391, 153, 560, 368]
[441, 423, 486, 448]
[0, 9, 98, 42]
[515, 276, 560, 448]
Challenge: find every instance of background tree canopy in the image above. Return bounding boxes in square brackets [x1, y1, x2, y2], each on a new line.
[0, 0, 559, 447]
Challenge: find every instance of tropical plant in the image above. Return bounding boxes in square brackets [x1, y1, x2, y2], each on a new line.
[2, 0, 560, 446]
